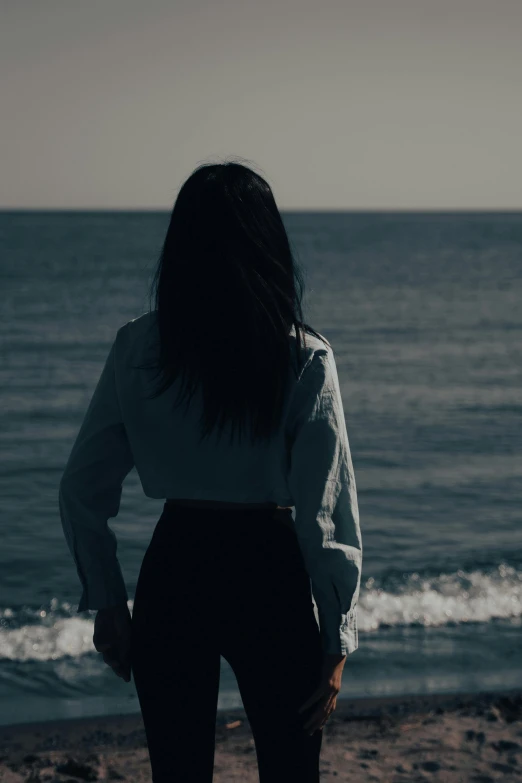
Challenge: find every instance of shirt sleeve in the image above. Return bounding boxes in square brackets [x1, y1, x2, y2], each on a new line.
[58, 328, 135, 613]
[287, 346, 363, 656]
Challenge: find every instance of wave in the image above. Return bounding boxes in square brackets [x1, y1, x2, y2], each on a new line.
[1, 564, 522, 662]
[358, 564, 522, 631]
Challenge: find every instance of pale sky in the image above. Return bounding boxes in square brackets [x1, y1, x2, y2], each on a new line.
[2, 0, 522, 210]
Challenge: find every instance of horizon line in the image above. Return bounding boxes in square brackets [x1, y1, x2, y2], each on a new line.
[1, 207, 521, 213]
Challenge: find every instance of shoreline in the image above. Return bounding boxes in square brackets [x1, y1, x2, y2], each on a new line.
[1, 687, 522, 781]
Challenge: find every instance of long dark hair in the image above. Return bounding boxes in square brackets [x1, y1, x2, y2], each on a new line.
[134, 157, 329, 447]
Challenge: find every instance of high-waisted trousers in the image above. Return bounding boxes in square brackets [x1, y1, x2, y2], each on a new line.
[130, 501, 324, 782]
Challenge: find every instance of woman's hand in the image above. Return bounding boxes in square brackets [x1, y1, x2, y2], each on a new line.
[298, 653, 347, 735]
[93, 602, 132, 682]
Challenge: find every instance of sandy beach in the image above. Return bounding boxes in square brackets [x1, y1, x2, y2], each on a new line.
[1, 688, 522, 782]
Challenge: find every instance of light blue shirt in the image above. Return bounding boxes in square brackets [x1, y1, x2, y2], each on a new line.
[59, 311, 363, 655]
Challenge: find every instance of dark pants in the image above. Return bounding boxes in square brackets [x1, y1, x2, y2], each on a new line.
[130, 502, 324, 782]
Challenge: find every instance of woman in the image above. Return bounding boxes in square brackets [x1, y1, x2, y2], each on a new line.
[58, 159, 363, 782]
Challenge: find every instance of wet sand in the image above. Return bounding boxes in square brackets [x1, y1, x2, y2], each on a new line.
[1, 688, 522, 781]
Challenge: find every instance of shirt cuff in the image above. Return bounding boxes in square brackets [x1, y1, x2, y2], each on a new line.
[76, 565, 129, 613]
[319, 608, 359, 656]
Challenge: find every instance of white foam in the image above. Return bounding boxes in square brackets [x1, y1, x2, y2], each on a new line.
[0, 614, 97, 661]
[359, 564, 522, 631]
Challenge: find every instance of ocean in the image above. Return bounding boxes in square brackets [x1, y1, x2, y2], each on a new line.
[1, 210, 521, 727]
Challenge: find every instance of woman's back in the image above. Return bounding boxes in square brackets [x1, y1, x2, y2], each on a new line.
[59, 303, 361, 656]
[116, 310, 327, 506]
